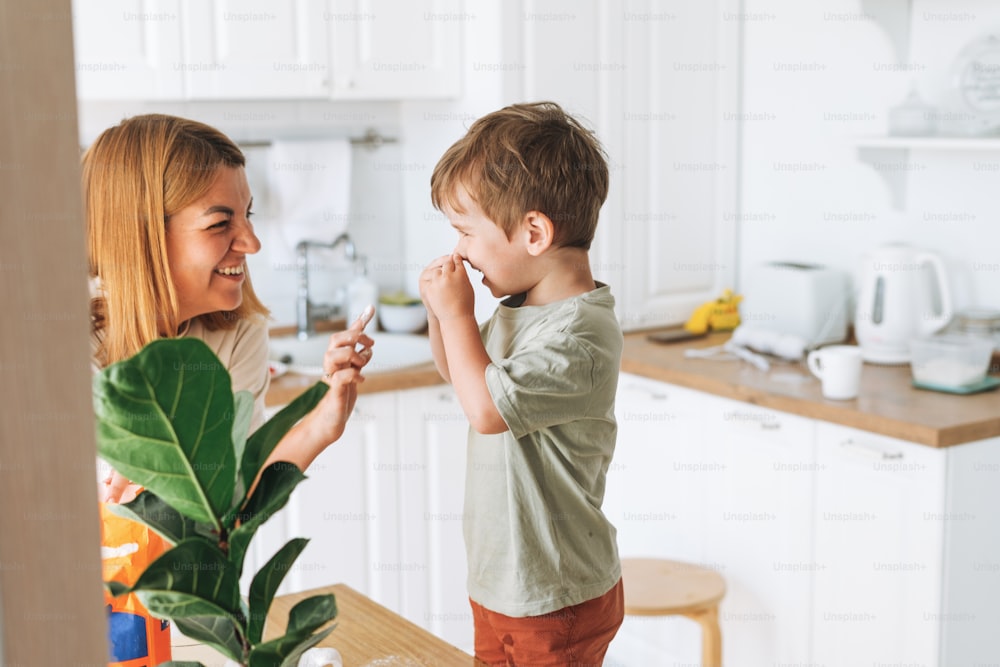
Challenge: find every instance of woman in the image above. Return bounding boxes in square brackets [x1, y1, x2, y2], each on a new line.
[84, 114, 372, 502]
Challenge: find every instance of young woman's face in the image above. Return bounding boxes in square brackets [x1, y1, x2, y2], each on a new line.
[165, 166, 260, 323]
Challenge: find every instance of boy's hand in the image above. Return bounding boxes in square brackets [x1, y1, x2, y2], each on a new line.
[420, 253, 475, 321]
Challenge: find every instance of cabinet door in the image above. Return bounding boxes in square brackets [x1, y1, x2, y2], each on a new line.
[618, 0, 740, 329]
[181, 0, 330, 99]
[327, 0, 460, 99]
[276, 392, 399, 602]
[605, 374, 711, 665]
[812, 423, 946, 665]
[606, 374, 710, 561]
[702, 399, 815, 665]
[72, 0, 184, 100]
[400, 386, 473, 653]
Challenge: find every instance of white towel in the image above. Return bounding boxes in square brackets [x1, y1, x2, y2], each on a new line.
[268, 138, 352, 260]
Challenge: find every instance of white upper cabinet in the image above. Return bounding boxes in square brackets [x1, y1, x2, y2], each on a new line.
[72, 0, 461, 100]
[617, 0, 740, 330]
[72, 0, 184, 100]
[181, 0, 330, 99]
[327, 0, 461, 99]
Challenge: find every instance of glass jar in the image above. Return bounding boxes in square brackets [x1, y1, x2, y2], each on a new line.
[949, 308, 1000, 352]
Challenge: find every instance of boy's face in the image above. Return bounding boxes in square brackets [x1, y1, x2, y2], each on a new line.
[444, 184, 535, 299]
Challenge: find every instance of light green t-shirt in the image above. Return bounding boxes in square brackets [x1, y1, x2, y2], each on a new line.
[465, 283, 623, 617]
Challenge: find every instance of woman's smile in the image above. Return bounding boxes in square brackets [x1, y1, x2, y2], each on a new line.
[166, 166, 260, 323]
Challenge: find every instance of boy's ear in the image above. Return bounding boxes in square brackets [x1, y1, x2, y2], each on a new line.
[521, 211, 554, 256]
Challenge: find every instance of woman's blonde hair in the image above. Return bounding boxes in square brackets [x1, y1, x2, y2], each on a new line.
[84, 114, 269, 366]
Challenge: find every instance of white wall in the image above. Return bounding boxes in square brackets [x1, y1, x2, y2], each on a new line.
[739, 0, 1000, 313]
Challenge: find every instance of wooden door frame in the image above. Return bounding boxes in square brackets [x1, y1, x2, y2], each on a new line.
[0, 0, 107, 662]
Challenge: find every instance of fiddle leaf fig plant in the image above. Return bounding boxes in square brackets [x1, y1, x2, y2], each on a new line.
[93, 337, 337, 667]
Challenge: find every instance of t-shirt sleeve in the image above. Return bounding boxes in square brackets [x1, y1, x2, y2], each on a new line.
[227, 317, 271, 431]
[484, 333, 595, 439]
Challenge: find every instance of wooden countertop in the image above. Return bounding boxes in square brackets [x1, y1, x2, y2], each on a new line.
[265, 584, 484, 666]
[624, 331, 1000, 448]
[267, 362, 443, 407]
[265, 328, 1000, 448]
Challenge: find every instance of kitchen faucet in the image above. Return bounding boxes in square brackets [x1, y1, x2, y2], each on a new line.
[295, 233, 357, 340]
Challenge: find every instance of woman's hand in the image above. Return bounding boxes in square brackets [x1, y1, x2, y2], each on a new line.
[99, 470, 140, 504]
[307, 311, 374, 445]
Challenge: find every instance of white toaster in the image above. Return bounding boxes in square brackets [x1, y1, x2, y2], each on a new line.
[740, 262, 850, 346]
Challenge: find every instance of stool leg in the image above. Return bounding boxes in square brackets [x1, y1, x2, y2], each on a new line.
[685, 606, 722, 667]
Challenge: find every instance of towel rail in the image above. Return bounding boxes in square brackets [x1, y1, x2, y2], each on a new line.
[238, 128, 396, 151]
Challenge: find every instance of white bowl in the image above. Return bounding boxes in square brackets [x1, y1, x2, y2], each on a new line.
[378, 302, 428, 334]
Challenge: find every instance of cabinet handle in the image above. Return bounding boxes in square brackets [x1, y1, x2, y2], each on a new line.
[840, 439, 903, 460]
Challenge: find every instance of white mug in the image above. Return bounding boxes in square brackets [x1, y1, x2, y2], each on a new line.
[807, 345, 863, 400]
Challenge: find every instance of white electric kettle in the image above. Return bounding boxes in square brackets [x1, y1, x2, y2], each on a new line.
[854, 244, 953, 364]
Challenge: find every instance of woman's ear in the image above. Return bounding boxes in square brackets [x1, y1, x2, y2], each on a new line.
[521, 211, 554, 256]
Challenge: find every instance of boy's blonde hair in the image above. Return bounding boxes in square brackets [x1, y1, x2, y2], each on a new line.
[83, 114, 268, 366]
[431, 101, 609, 249]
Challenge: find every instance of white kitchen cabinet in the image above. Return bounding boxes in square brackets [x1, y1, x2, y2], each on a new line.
[71, 0, 184, 100]
[327, 0, 461, 100]
[72, 0, 461, 100]
[702, 399, 816, 665]
[606, 375, 711, 561]
[281, 391, 401, 604]
[400, 386, 473, 653]
[812, 423, 947, 665]
[608, 373, 1000, 666]
[605, 374, 714, 664]
[617, 0, 741, 331]
[608, 376, 815, 664]
[181, 0, 330, 100]
[252, 385, 473, 652]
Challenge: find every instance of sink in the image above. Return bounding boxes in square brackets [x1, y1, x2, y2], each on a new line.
[269, 332, 434, 376]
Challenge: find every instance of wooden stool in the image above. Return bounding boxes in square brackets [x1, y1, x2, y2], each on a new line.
[621, 558, 726, 667]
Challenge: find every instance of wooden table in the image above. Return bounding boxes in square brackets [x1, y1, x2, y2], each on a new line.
[172, 584, 482, 666]
[265, 584, 484, 666]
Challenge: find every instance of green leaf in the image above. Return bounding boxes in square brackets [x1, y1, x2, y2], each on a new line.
[248, 625, 335, 667]
[232, 389, 255, 463]
[247, 538, 310, 644]
[239, 381, 327, 495]
[286, 594, 337, 636]
[105, 580, 128, 597]
[230, 389, 256, 508]
[228, 462, 306, 578]
[93, 338, 238, 528]
[172, 615, 245, 663]
[125, 538, 241, 616]
[107, 490, 212, 546]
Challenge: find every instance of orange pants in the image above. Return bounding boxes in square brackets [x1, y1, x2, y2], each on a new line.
[470, 579, 624, 667]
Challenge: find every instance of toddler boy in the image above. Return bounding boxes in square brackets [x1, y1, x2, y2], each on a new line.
[420, 101, 624, 666]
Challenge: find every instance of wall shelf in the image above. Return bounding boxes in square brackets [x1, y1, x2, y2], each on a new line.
[854, 136, 1000, 209]
[856, 136, 1000, 150]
